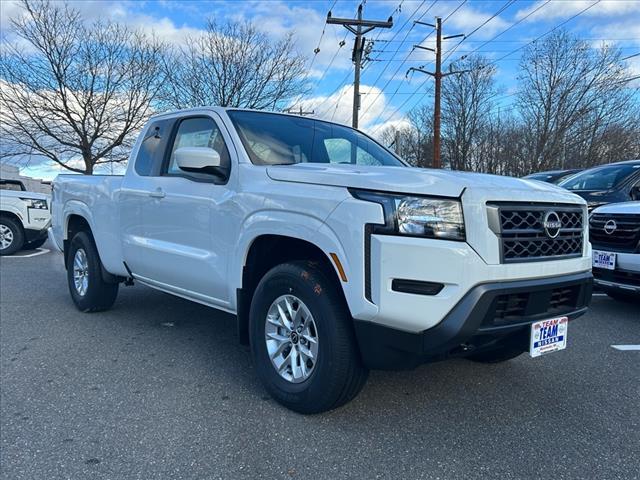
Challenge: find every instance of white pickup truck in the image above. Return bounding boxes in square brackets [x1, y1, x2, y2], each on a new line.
[51, 108, 593, 413]
[1, 179, 51, 255]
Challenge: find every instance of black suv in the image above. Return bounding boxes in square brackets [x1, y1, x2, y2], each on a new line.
[558, 160, 640, 211]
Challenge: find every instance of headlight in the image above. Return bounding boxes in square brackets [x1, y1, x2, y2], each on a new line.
[350, 189, 465, 241]
[21, 198, 48, 209]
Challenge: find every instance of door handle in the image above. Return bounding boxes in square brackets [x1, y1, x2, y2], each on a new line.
[149, 188, 165, 199]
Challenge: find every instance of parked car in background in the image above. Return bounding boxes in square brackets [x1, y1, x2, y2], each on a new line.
[524, 169, 582, 184]
[590, 201, 640, 301]
[51, 107, 593, 413]
[558, 160, 640, 211]
[0, 179, 51, 255]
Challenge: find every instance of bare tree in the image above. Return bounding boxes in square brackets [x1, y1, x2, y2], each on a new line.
[161, 20, 308, 111]
[441, 56, 497, 172]
[517, 30, 637, 173]
[0, 0, 164, 174]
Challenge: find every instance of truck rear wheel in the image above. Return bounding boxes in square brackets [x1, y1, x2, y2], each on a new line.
[67, 231, 118, 312]
[249, 261, 368, 414]
[0, 217, 24, 256]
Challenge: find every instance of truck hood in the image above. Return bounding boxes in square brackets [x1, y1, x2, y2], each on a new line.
[266, 163, 584, 203]
[0, 190, 50, 201]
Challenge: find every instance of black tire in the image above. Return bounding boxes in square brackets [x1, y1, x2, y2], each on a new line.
[0, 217, 24, 256]
[23, 237, 47, 250]
[467, 345, 524, 364]
[66, 231, 118, 312]
[249, 261, 368, 414]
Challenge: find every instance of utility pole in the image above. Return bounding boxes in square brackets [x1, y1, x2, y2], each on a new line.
[284, 106, 315, 116]
[409, 18, 465, 168]
[327, 4, 393, 129]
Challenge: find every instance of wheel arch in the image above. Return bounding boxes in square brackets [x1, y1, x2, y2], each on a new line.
[235, 233, 351, 345]
[0, 210, 24, 228]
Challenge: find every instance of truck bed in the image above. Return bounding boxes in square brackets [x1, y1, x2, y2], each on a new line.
[51, 174, 126, 276]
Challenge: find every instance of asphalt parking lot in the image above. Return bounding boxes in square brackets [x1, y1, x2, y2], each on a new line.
[1, 242, 639, 480]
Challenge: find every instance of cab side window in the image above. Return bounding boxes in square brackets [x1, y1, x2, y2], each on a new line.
[135, 119, 172, 176]
[165, 117, 231, 182]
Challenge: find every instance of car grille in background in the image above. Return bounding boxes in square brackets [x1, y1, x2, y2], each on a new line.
[488, 203, 584, 263]
[589, 213, 640, 253]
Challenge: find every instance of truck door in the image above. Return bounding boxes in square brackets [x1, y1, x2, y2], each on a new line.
[130, 113, 236, 308]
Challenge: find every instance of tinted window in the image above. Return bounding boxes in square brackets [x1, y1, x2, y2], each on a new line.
[135, 119, 172, 176]
[525, 173, 554, 182]
[166, 117, 230, 179]
[560, 164, 640, 191]
[227, 111, 403, 167]
[0, 181, 26, 191]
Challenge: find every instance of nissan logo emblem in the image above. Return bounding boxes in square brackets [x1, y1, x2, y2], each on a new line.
[604, 219, 617, 235]
[543, 211, 562, 238]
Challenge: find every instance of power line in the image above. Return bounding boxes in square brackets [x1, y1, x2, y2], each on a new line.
[364, 0, 468, 132]
[441, 0, 517, 65]
[369, 0, 602, 136]
[326, 3, 394, 128]
[480, 0, 602, 70]
[451, 0, 552, 63]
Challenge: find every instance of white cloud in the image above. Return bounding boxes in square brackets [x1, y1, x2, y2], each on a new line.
[444, 5, 511, 39]
[515, 0, 640, 22]
[293, 83, 398, 132]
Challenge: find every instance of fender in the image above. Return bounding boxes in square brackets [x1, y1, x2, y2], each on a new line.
[231, 209, 357, 313]
[62, 200, 95, 240]
[61, 200, 127, 276]
[0, 205, 25, 223]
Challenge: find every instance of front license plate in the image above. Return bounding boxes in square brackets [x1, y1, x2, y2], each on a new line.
[530, 317, 568, 358]
[592, 250, 616, 270]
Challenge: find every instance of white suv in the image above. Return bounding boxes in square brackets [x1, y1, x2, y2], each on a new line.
[0, 179, 51, 255]
[590, 201, 640, 300]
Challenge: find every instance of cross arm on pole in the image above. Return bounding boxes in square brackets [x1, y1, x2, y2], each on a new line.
[414, 20, 436, 28]
[326, 15, 393, 29]
[407, 67, 435, 77]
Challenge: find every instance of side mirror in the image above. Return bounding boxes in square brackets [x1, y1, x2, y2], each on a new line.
[631, 184, 640, 201]
[175, 147, 221, 173]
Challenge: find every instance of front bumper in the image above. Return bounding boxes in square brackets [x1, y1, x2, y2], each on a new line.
[24, 225, 50, 244]
[354, 271, 593, 370]
[593, 265, 640, 294]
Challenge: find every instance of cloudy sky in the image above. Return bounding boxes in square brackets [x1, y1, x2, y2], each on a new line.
[1, 0, 639, 179]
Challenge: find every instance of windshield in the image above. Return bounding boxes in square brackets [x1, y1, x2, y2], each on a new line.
[227, 110, 404, 167]
[559, 164, 640, 191]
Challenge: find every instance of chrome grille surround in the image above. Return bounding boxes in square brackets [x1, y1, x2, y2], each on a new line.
[487, 203, 585, 263]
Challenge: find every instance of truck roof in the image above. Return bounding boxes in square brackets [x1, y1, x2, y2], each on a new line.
[148, 106, 349, 129]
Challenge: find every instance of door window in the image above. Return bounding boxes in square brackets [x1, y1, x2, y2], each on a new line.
[166, 117, 230, 180]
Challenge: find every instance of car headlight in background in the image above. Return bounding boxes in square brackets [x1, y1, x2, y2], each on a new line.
[350, 189, 465, 241]
[21, 198, 48, 209]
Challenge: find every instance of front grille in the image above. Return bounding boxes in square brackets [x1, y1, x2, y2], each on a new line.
[589, 213, 640, 253]
[488, 203, 585, 263]
[490, 285, 581, 326]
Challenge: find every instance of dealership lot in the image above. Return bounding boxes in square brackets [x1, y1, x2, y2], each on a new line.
[1, 244, 638, 480]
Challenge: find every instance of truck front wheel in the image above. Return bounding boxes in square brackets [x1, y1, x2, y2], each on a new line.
[67, 231, 118, 312]
[0, 217, 24, 256]
[249, 261, 368, 414]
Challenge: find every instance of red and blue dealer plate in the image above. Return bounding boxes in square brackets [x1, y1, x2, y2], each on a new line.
[530, 316, 568, 358]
